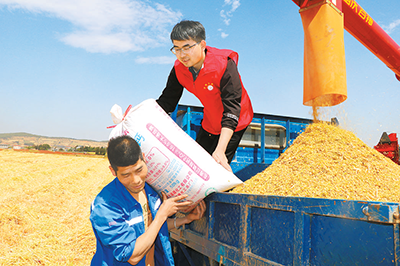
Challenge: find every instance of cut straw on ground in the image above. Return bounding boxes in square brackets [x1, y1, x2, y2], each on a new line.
[0, 150, 113, 265]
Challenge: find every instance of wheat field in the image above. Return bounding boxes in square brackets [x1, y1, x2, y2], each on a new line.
[0, 149, 113, 265]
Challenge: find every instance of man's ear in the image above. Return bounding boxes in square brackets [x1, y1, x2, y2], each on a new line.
[201, 40, 206, 50]
[109, 165, 117, 176]
[142, 153, 146, 163]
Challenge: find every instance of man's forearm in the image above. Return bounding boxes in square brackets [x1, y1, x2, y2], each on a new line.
[127, 215, 165, 265]
[215, 127, 234, 154]
[167, 216, 192, 231]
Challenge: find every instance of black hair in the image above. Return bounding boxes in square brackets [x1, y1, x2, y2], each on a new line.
[170, 20, 206, 42]
[107, 135, 143, 173]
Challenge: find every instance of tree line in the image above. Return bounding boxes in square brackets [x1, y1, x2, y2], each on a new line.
[29, 144, 107, 155]
[74, 146, 107, 155]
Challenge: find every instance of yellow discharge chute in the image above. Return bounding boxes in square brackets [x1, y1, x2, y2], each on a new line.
[300, 0, 347, 107]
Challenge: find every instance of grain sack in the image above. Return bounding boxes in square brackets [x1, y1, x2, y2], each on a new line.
[231, 122, 400, 203]
[109, 99, 242, 210]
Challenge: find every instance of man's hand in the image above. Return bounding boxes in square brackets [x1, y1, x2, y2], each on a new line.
[167, 200, 207, 230]
[185, 200, 206, 223]
[212, 150, 232, 172]
[212, 127, 233, 172]
[157, 192, 192, 220]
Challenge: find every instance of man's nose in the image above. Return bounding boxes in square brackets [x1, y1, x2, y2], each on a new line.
[178, 52, 186, 58]
[132, 175, 142, 184]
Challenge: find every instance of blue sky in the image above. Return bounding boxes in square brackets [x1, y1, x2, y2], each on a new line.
[0, 0, 399, 147]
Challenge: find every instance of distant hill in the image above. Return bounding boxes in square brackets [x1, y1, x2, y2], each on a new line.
[0, 132, 107, 149]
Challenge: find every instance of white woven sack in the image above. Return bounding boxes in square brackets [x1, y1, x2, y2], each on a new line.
[108, 99, 242, 209]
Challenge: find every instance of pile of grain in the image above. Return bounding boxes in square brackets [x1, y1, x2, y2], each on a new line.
[231, 123, 400, 202]
[0, 150, 112, 265]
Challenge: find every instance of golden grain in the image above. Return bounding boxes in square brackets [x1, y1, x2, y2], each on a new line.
[231, 123, 400, 202]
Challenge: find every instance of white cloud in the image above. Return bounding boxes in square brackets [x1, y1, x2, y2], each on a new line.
[220, 0, 240, 26]
[382, 19, 400, 34]
[221, 32, 229, 38]
[220, 10, 230, 26]
[61, 32, 139, 53]
[0, 0, 182, 53]
[225, 0, 240, 12]
[135, 56, 175, 64]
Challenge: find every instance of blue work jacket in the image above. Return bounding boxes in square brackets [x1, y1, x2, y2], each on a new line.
[90, 178, 174, 266]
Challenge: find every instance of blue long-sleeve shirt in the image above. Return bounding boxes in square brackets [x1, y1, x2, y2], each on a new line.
[90, 178, 174, 266]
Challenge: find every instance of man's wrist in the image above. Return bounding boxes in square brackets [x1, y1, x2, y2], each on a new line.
[174, 216, 191, 229]
[174, 217, 183, 229]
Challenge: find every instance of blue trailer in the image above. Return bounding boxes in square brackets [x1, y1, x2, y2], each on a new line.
[171, 193, 400, 266]
[170, 104, 400, 265]
[171, 104, 314, 181]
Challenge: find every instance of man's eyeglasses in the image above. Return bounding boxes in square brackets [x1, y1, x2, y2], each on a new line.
[170, 42, 201, 55]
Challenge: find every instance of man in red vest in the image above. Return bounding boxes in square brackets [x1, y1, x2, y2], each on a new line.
[157, 20, 253, 172]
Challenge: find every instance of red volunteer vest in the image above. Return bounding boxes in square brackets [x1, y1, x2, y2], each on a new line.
[174, 46, 253, 135]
